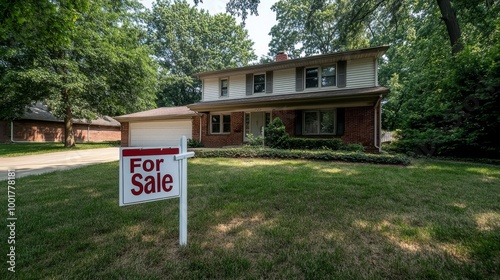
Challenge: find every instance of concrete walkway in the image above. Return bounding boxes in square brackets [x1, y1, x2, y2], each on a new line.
[0, 147, 119, 181]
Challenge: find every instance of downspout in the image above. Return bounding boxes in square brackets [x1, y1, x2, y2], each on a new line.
[10, 120, 14, 143]
[374, 95, 383, 152]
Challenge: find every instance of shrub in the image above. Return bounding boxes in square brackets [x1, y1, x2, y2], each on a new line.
[245, 133, 264, 147]
[187, 138, 204, 148]
[264, 117, 289, 149]
[287, 137, 343, 150]
[194, 147, 411, 166]
[340, 143, 365, 152]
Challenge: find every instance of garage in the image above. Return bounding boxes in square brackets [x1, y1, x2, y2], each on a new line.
[114, 106, 197, 147]
[129, 119, 192, 147]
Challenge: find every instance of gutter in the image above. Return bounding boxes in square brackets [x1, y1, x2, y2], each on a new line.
[374, 95, 383, 152]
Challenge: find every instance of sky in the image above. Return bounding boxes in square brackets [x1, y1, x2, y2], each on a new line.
[139, 0, 278, 58]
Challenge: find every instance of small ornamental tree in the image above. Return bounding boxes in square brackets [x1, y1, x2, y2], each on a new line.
[264, 117, 289, 149]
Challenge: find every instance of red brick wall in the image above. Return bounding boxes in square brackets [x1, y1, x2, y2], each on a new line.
[197, 112, 245, 148]
[272, 110, 296, 137]
[342, 106, 375, 150]
[191, 116, 201, 142]
[10, 120, 120, 143]
[0, 120, 9, 143]
[189, 107, 379, 150]
[120, 122, 129, 147]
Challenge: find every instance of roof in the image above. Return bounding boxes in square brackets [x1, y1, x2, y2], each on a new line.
[113, 106, 197, 122]
[21, 104, 120, 127]
[194, 45, 389, 79]
[188, 86, 389, 112]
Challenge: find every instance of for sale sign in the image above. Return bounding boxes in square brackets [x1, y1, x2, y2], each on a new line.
[119, 147, 180, 206]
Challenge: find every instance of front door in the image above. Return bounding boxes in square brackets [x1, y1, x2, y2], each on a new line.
[244, 112, 270, 142]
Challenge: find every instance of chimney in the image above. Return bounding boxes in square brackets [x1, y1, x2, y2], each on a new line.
[276, 51, 289, 62]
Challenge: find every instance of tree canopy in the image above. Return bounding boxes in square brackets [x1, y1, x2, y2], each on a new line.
[0, 0, 158, 147]
[148, 0, 256, 107]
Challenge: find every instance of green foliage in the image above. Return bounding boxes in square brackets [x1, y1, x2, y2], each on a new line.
[286, 138, 343, 150]
[187, 138, 204, 148]
[0, 0, 158, 146]
[264, 117, 289, 149]
[148, 0, 256, 106]
[194, 147, 411, 166]
[245, 133, 264, 147]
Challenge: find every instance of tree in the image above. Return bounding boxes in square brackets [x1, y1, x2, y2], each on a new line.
[148, 0, 256, 107]
[0, 0, 158, 147]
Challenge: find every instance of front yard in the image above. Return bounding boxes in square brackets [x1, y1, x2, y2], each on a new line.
[1, 158, 499, 279]
[0, 142, 119, 157]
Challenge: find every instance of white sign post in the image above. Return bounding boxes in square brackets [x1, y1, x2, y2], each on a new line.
[119, 136, 194, 246]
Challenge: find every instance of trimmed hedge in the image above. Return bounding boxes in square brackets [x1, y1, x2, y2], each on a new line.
[286, 137, 343, 150]
[193, 147, 411, 166]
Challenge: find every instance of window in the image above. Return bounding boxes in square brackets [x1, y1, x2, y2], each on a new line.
[220, 79, 228, 97]
[305, 65, 336, 89]
[321, 65, 336, 87]
[211, 114, 231, 134]
[303, 110, 336, 135]
[305, 68, 318, 88]
[254, 74, 265, 93]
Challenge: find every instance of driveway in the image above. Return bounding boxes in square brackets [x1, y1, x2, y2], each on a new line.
[0, 147, 119, 181]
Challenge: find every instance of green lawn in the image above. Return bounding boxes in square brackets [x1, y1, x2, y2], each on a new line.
[1, 158, 499, 279]
[0, 142, 119, 157]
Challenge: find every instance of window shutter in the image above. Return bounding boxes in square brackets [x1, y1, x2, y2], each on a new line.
[295, 110, 303, 135]
[295, 67, 304, 91]
[337, 61, 347, 88]
[245, 74, 253, 95]
[266, 71, 273, 93]
[336, 108, 345, 135]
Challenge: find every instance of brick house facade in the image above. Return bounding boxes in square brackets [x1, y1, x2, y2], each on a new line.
[0, 105, 120, 143]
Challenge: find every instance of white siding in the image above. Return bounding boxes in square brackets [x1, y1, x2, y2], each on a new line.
[229, 75, 246, 99]
[130, 120, 192, 147]
[201, 57, 376, 101]
[203, 78, 219, 101]
[273, 69, 296, 95]
[346, 57, 375, 88]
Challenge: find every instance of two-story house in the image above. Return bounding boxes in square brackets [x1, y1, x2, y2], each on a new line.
[116, 46, 389, 152]
[189, 45, 389, 152]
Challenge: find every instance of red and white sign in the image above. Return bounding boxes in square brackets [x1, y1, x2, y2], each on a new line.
[119, 147, 180, 206]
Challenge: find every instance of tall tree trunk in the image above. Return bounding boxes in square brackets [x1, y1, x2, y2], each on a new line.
[63, 89, 75, 148]
[436, 0, 463, 55]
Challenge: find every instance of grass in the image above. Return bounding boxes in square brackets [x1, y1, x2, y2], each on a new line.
[0, 141, 119, 157]
[0, 158, 499, 279]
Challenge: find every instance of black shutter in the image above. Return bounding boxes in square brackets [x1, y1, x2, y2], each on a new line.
[295, 67, 304, 91]
[295, 110, 303, 136]
[266, 71, 273, 93]
[336, 108, 345, 135]
[246, 74, 253, 95]
[337, 60, 347, 88]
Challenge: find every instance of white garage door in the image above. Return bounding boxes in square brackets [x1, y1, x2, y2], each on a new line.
[130, 119, 192, 147]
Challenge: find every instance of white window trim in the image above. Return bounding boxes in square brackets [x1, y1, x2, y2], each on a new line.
[302, 109, 337, 135]
[253, 73, 266, 94]
[304, 64, 337, 89]
[220, 77, 229, 98]
[210, 113, 231, 134]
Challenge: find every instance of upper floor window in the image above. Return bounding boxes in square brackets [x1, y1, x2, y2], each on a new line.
[220, 78, 228, 97]
[305, 65, 336, 88]
[211, 114, 231, 134]
[254, 74, 265, 93]
[303, 110, 336, 135]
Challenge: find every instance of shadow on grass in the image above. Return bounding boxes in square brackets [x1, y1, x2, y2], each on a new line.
[0, 158, 498, 279]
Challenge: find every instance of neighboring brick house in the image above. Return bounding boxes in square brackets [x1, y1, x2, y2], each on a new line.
[188, 46, 389, 152]
[0, 104, 121, 143]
